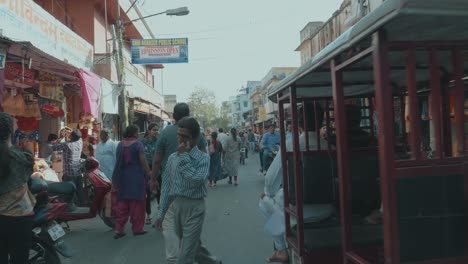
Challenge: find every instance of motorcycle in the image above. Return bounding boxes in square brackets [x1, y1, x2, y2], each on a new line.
[26, 189, 71, 264]
[53, 157, 116, 229]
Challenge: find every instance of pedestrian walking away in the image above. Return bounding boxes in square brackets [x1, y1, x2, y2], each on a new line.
[208, 132, 223, 188]
[142, 123, 160, 225]
[155, 117, 221, 264]
[223, 128, 241, 186]
[112, 125, 151, 239]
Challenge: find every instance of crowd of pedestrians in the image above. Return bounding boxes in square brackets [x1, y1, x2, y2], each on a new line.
[0, 99, 287, 264]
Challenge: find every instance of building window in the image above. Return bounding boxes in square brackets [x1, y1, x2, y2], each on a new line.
[243, 101, 248, 108]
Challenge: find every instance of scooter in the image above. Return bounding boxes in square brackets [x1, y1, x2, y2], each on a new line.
[55, 157, 116, 229]
[27, 188, 72, 264]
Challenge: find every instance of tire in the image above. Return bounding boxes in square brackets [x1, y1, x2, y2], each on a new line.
[98, 209, 116, 229]
[29, 235, 61, 264]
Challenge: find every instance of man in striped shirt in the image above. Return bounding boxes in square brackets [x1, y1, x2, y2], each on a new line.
[156, 117, 220, 264]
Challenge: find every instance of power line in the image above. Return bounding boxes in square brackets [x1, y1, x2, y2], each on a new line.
[153, 15, 292, 36]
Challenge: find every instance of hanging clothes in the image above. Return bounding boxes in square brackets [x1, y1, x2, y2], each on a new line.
[78, 69, 101, 118]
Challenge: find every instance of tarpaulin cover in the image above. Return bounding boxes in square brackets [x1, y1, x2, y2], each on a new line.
[79, 69, 101, 117]
[101, 78, 119, 114]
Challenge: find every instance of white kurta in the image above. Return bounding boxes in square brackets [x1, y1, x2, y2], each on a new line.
[95, 140, 117, 179]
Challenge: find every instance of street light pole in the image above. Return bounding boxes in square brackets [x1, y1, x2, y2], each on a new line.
[113, 3, 189, 136]
[114, 0, 128, 135]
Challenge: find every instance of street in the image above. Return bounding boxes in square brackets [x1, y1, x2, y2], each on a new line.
[61, 151, 274, 264]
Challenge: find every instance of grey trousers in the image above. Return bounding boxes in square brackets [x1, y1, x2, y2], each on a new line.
[172, 196, 220, 264]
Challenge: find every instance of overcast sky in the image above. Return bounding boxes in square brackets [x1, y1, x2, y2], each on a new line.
[129, 0, 343, 105]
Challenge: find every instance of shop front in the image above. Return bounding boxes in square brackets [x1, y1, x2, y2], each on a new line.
[0, 0, 95, 181]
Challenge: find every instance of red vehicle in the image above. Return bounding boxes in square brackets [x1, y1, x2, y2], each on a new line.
[56, 158, 115, 228]
[29, 188, 71, 263]
[269, 0, 468, 263]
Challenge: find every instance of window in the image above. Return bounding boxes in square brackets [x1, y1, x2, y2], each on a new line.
[244, 101, 248, 108]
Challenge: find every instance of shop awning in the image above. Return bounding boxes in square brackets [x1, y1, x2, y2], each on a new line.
[269, 0, 468, 102]
[7, 41, 79, 82]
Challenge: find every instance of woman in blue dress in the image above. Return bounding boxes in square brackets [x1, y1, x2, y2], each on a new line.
[208, 132, 223, 188]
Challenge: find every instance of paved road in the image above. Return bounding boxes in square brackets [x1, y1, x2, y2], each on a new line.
[61, 151, 275, 264]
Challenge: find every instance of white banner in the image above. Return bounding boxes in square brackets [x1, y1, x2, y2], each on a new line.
[0, 0, 94, 70]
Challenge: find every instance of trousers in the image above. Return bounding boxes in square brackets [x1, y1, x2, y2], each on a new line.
[163, 198, 220, 264]
[0, 215, 33, 264]
[115, 199, 145, 234]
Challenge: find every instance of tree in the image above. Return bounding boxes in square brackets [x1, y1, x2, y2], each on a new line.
[187, 88, 219, 130]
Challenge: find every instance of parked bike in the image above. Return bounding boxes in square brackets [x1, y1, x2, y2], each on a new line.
[26, 189, 71, 264]
[53, 157, 116, 229]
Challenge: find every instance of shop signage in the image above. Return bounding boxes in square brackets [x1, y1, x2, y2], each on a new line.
[0, 0, 94, 70]
[131, 38, 188, 64]
[134, 100, 150, 114]
[4, 62, 35, 87]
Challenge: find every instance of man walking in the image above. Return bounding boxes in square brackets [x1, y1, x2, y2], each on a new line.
[156, 117, 219, 264]
[247, 128, 256, 154]
[260, 124, 280, 174]
[151, 103, 219, 264]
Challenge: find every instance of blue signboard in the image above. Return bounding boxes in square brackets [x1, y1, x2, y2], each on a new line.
[131, 38, 188, 64]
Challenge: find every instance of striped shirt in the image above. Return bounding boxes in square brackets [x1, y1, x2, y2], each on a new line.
[158, 146, 210, 220]
[52, 139, 83, 177]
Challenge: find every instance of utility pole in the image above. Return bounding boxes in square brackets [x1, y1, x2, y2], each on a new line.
[113, 0, 128, 135]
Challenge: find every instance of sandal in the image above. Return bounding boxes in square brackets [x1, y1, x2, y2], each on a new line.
[114, 232, 126, 239]
[134, 230, 148, 236]
[145, 217, 152, 225]
[266, 250, 289, 263]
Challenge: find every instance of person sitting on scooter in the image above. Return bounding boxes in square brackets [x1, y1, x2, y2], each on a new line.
[260, 124, 280, 175]
[0, 112, 36, 264]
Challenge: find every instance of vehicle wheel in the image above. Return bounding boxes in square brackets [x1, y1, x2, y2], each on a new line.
[29, 235, 61, 264]
[98, 209, 116, 229]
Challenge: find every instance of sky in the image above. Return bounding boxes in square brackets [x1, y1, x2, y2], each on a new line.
[127, 0, 343, 105]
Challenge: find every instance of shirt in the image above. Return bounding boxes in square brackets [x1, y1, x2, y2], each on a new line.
[286, 132, 293, 143]
[260, 132, 280, 150]
[265, 132, 328, 197]
[95, 140, 117, 179]
[158, 146, 210, 219]
[0, 185, 35, 216]
[52, 139, 83, 177]
[142, 136, 158, 166]
[247, 132, 256, 142]
[155, 124, 206, 170]
[217, 132, 228, 148]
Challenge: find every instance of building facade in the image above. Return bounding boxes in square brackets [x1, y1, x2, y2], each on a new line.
[164, 94, 177, 115]
[0, 0, 166, 139]
[257, 67, 297, 125]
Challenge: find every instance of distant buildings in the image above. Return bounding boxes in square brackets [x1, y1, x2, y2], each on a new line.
[226, 68, 296, 130]
[164, 95, 177, 115]
[226, 0, 388, 132]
